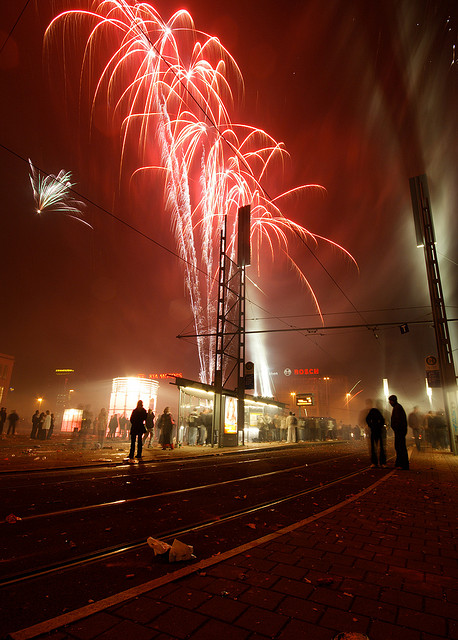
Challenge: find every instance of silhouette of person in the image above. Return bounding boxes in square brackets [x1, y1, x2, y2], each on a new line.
[143, 409, 155, 447]
[108, 413, 118, 438]
[42, 410, 52, 439]
[408, 406, 422, 452]
[365, 399, 387, 468]
[7, 410, 19, 435]
[0, 407, 7, 435]
[30, 410, 40, 439]
[157, 407, 175, 450]
[128, 400, 147, 461]
[97, 408, 108, 445]
[388, 394, 409, 470]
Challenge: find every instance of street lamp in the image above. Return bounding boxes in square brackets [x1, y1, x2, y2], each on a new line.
[425, 378, 433, 407]
[37, 397, 43, 410]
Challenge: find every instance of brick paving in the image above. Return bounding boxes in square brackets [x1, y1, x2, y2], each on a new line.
[7, 446, 457, 640]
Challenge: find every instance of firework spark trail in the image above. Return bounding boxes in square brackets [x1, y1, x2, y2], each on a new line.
[46, 0, 357, 384]
[29, 159, 92, 228]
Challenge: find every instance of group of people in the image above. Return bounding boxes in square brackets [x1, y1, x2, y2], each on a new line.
[364, 396, 410, 470]
[31, 409, 55, 439]
[0, 407, 20, 436]
[127, 402, 175, 460]
[363, 395, 448, 470]
[0, 407, 58, 440]
[408, 407, 448, 451]
[186, 409, 214, 446]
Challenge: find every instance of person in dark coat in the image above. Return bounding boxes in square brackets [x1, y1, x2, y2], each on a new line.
[108, 413, 118, 438]
[0, 407, 7, 435]
[365, 399, 387, 468]
[128, 400, 147, 461]
[30, 410, 40, 439]
[157, 407, 175, 450]
[143, 409, 155, 448]
[7, 410, 19, 435]
[388, 394, 409, 470]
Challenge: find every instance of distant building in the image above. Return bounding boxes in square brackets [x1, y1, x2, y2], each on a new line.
[0, 353, 14, 405]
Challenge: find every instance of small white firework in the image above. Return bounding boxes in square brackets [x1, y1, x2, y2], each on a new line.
[29, 159, 92, 228]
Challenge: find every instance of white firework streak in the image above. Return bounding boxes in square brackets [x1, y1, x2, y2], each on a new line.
[29, 159, 92, 228]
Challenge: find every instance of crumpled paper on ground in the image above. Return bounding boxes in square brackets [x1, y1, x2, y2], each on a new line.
[147, 536, 194, 562]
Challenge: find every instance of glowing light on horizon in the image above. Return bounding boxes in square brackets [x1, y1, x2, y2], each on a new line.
[425, 378, 433, 406]
[29, 160, 92, 228]
[383, 378, 390, 403]
[46, 1, 357, 384]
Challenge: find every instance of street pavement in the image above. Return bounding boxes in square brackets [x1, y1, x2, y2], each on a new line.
[2, 436, 458, 640]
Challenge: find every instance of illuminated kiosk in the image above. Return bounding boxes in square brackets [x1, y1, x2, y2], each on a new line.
[108, 376, 158, 424]
[61, 408, 83, 433]
[173, 377, 285, 447]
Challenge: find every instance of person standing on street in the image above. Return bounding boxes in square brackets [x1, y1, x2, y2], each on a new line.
[0, 407, 7, 435]
[408, 406, 423, 452]
[128, 400, 147, 461]
[143, 409, 155, 448]
[286, 411, 297, 443]
[389, 394, 409, 470]
[30, 410, 40, 439]
[7, 409, 20, 435]
[157, 407, 175, 450]
[365, 399, 387, 468]
[41, 410, 52, 439]
[96, 408, 108, 446]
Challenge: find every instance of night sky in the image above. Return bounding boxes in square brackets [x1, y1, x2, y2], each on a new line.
[1, 0, 457, 420]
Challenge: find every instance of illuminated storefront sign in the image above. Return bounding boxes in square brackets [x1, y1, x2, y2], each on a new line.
[296, 393, 315, 406]
[282, 368, 319, 376]
[148, 372, 183, 380]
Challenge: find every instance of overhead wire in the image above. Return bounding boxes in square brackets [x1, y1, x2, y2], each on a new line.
[0, 0, 32, 58]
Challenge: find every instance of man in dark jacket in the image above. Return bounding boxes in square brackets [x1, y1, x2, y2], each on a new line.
[7, 410, 19, 435]
[365, 399, 387, 468]
[128, 400, 147, 461]
[389, 394, 409, 470]
[0, 407, 7, 435]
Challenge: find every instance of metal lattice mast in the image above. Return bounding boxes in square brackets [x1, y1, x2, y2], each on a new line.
[410, 174, 457, 454]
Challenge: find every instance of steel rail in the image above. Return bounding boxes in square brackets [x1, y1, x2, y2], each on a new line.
[0, 463, 384, 588]
[3, 451, 357, 522]
[0, 441, 347, 478]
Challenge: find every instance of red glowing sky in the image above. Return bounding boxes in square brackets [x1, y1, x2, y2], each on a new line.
[1, 0, 457, 417]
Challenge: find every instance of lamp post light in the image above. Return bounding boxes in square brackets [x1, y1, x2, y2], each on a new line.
[425, 378, 433, 407]
[37, 397, 43, 410]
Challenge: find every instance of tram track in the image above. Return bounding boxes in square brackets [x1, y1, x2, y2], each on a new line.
[4, 450, 358, 521]
[0, 441, 348, 481]
[0, 462, 385, 588]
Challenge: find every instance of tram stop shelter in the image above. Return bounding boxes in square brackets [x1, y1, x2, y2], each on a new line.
[172, 377, 286, 448]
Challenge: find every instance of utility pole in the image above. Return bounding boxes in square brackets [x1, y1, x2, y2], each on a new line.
[409, 174, 457, 454]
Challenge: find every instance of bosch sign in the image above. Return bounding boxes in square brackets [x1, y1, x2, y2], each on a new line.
[284, 368, 319, 376]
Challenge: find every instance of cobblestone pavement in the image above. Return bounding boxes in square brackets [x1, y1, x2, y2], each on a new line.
[6, 446, 458, 640]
